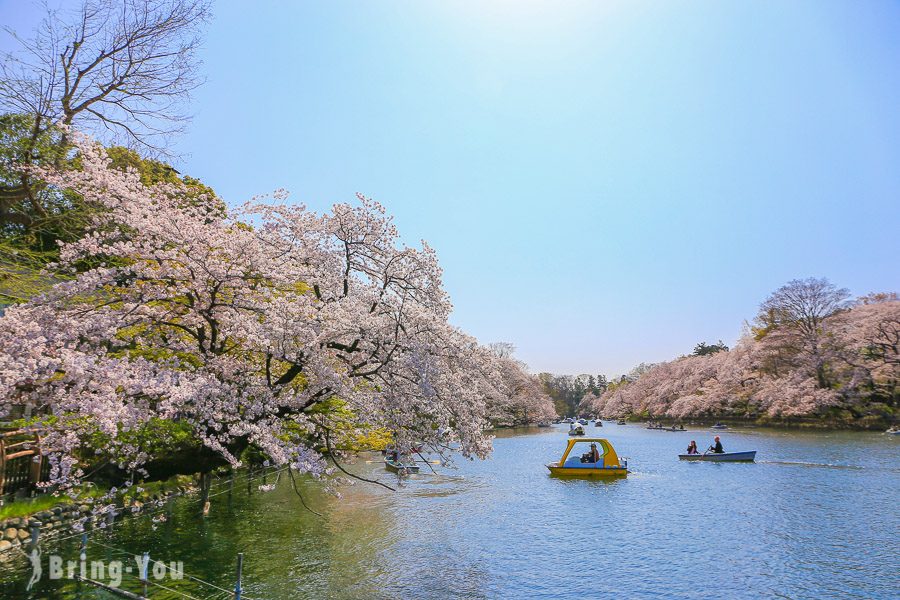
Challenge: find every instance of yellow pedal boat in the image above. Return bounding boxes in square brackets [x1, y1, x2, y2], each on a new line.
[547, 438, 628, 478]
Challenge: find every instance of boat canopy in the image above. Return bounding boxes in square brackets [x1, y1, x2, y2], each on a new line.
[557, 438, 622, 469]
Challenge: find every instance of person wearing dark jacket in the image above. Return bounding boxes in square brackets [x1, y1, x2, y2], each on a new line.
[709, 436, 724, 453]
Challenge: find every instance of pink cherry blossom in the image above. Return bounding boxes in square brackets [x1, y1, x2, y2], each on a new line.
[582, 299, 899, 421]
[0, 132, 542, 488]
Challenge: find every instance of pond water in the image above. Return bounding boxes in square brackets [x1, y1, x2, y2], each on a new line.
[1, 423, 898, 599]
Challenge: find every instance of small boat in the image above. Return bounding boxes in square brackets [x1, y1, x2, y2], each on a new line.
[616, 419, 626, 425]
[711, 423, 728, 430]
[384, 456, 420, 473]
[547, 437, 628, 478]
[666, 426, 686, 432]
[594, 420, 603, 427]
[578, 418, 589, 426]
[563, 417, 574, 424]
[568, 424, 586, 436]
[679, 451, 756, 462]
[885, 427, 900, 435]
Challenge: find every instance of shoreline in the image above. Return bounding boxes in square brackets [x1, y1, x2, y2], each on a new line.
[549, 416, 894, 432]
[622, 415, 894, 432]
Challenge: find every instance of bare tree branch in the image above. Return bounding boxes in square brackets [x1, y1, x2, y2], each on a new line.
[1, 0, 211, 156]
[323, 427, 395, 492]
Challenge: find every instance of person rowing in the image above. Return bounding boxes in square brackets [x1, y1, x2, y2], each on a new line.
[708, 436, 724, 454]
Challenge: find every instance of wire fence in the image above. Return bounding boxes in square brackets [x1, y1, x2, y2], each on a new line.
[89, 538, 262, 600]
[4, 466, 294, 599]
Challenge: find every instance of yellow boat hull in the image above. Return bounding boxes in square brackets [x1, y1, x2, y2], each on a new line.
[547, 465, 627, 478]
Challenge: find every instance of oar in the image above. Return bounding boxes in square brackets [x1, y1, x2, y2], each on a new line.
[415, 449, 438, 474]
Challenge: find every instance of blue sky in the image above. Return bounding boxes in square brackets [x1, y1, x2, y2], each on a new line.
[2, 1, 899, 376]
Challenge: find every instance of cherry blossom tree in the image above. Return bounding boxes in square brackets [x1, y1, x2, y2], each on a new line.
[582, 289, 898, 423]
[828, 299, 900, 403]
[488, 353, 557, 426]
[755, 277, 851, 388]
[0, 133, 511, 489]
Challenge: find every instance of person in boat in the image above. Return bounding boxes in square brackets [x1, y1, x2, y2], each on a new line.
[686, 440, 699, 454]
[580, 443, 602, 463]
[708, 436, 724, 453]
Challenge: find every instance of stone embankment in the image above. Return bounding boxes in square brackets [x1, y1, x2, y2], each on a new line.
[0, 486, 193, 554]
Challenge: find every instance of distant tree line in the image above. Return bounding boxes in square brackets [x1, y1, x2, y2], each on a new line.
[536, 373, 609, 417]
[580, 279, 899, 428]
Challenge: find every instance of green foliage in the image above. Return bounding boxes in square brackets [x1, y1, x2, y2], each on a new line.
[0, 113, 89, 249]
[106, 146, 183, 186]
[119, 475, 195, 505]
[2, 413, 60, 430]
[693, 340, 729, 356]
[0, 113, 222, 306]
[0, 114, 102, 302]
[538, 372, 607, 416]
[306, 396, 394, 451]
[105, 146, 222, 214]
[0, 113, 68, 186]
[0, 241, 68, 306]
[117, 419, 196, 456]
[83, 418, 198, 468]
[345, 427, 393, 452]
[0, 489, 101, 521]
[0, 474, 195, 521]
[108, 322, 205, 368]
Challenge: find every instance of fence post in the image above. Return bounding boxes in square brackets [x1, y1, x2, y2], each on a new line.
[140, 551, 149, 597]
[29, 434, 43, 492]
[0, 436, 6, 498]
[234, 552, 244, 600]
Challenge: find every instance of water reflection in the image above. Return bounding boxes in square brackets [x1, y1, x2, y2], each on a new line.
[0, 425, 898, 599]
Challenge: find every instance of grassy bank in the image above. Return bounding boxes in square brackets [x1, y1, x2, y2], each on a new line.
[0, 474, 198, 521]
